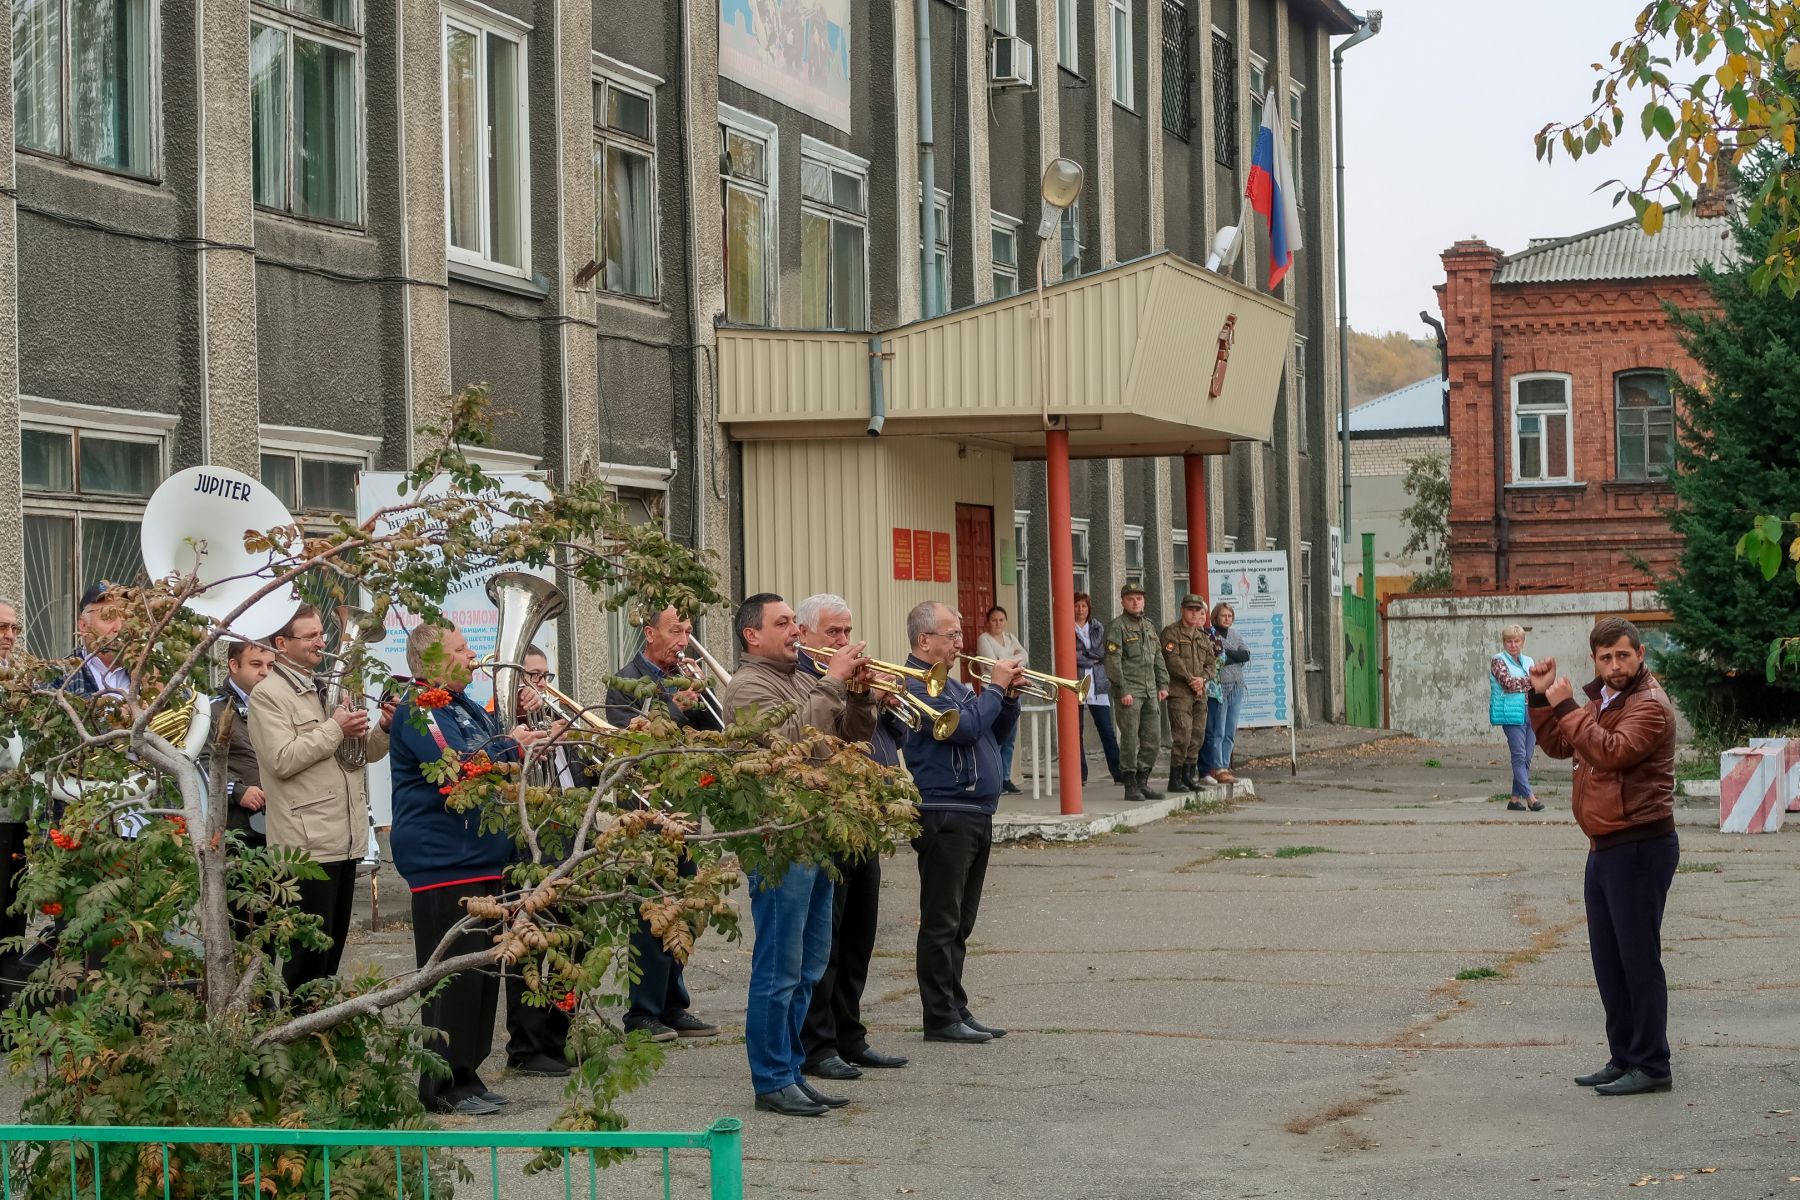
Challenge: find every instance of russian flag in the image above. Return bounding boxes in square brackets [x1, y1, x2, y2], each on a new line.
[1245, 87, 1303, 289]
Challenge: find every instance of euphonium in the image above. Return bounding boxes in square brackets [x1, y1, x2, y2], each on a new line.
[328, 606, 384, 770]
[486, 571, 569, 734]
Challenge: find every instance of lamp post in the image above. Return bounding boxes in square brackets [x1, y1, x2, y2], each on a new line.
[1333, 11, 1382, 550]
[1035, 157, 1085, 817]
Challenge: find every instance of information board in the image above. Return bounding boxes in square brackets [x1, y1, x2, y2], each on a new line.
[1206, 550, 1293, 730]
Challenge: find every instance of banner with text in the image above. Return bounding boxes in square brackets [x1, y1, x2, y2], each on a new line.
[1206, 551, 1292, 729]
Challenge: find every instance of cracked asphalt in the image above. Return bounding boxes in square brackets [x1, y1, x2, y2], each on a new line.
[336, 740, 1800, 1195]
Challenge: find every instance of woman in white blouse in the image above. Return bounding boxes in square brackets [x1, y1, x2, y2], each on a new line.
[976, 605, 1027, 795]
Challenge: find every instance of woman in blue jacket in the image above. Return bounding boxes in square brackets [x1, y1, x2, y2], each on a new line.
[1489, 624, 1542, 812]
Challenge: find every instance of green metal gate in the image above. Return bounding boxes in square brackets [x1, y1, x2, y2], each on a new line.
[1342, 532, 1382, 728]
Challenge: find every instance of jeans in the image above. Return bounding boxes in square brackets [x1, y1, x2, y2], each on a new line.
[1080, 704, 1123, 783]
[1200, 683, 1246, 775]
[1502, 722, 1536, 799]
[1585, 832, 1679, 1077]
[745, 863, 834, 1095]
[998, 722, 1017, 788]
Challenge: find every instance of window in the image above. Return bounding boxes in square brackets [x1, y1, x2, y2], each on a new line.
[801, 139, 869, 331]
[1288, 83, 1304, 206]
[1013, 510, 1031, 653]
[13, 0, 156, 177]
[444, 6, 529, 271]
[721, 106, 775, 325]
[1249, 54, 1266, 135]
[1160, 0, 1192, 140]
[1172, 530, 1189, 596]
[603, 480, 670, 669]
[991, 215, 1021, 298]
[1110, 0, 1133, 107]
[1071, 517, 1091, 598]
[1223, 534, 1237, 552]
[1124, 524, 1145, 590]
[250, 2, 362, 224]
[594, 71, 658, 299]
[20, 413, 169, 657]
[920, 186, 952, 313]
[993, 0, 1017, 36]
[260, 452, 359, 516]
[1616, 371, 1676, 481]
[1300, 541, 1314, 665]
[1057, 0, 1078, 71]
[1294, 335, 1308, 454]
[1210, 30, 1238, 168]
[1059, 200, 1084, 276]
[1512, 374, 1573, 483]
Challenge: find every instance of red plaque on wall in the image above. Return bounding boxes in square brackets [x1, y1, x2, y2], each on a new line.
[914, 530, 934, 580]
[933, 532, 952, 583]
[892, 528, 913, 580]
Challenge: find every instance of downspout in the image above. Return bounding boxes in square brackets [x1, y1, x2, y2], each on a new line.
[1491, 336, 1509, 587]
[1332, 11, 1381, 543]
[867, 334, 888, 436]
[916, 0, 938, 318]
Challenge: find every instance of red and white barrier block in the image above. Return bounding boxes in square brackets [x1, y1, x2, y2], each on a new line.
[1720, 742, 1790, 833]
[1749, 737, 1800, 813]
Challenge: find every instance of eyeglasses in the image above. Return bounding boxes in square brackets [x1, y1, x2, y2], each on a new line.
[928, 629, 964, 641]
[525, 670, 555, 684]
[0, 623, 19, 636]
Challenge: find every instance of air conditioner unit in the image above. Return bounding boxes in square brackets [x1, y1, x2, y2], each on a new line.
[989, 34, 1034, 88]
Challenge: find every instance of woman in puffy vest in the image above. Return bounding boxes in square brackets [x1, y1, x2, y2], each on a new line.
[1489, 624, 1542, 812]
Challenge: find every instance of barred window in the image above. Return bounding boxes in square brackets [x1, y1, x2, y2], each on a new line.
[1210, 30, 1237, 168]
[1161, 1, 1193, 140]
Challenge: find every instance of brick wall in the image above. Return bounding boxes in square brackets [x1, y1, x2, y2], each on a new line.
[1435, 241, 1709, 594]
[1350, 434, 1451, 478]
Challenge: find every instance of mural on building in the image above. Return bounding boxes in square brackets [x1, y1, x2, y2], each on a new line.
[720, 0, 852, 131]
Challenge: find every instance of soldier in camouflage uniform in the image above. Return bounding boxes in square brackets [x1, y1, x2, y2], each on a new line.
[1103, 583, 1169, 802]
[1160, 594, 1219, 795]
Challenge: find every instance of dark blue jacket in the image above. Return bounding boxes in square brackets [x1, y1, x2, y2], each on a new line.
[900, 655, 1019, 814]
[604, 651, 723, 732]
[795, 650, 908, 768]
[389, 689, 518, 890]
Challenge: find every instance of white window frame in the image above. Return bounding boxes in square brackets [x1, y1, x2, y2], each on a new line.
[1071, 516, 1092, 598]
[250, 0, 367, 227]
[1123, 523, 1145, 590]
[1059, 199, 1085, 278]
[593, 59, 661, 301]
[918, 184, 953, 311]
[1223, 534, 1237, 552]
[13, 0, 163, 181]
[1172, 528, 1189, 596]
[1248, 52, 1267, 134]
[1057, 0, 1079, 71]
[442, 1, 532, 276]
[1288, 82, 1305, 206]
[1511, 372, 1576, 485]
[1300, 540, 1315, 667]
[1110, 0, 1134, 109]
[990, 213, 1022, 298]
[1012, 509, 1031, 653]
[801, 136, 871, 331]
[720, 104, 778, 326]
[602, 471, 673, 667]
[992, 0, 1017, 36]
[1293, 334, 1308, 454]
[258, 424, 379, 520]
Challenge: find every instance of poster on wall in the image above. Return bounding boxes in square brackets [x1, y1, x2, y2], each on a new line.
[1207, 551, 1292, 730]
[720, 0, 853, 132]
[892, 528, 913, 580]
[932, 532, 952, 583]
[1329, 527, 1344, 598]
[356, 472, 558, 825]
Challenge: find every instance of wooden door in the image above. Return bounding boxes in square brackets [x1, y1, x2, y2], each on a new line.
[955, 504, 996, 679]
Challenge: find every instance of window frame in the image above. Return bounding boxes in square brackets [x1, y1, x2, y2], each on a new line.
[1071, 516, 1092, 598]
[249, 1, 366, 227]
[1510, 372, 1576, 485]
[1210, 27, 1238, 168]
[1300, 540, 1315, 667]
[257, 424, 380, 522]
[800, 135, 871, 332]
[13, 0, 163, 181]
[1012, 509, 1031, 654]
[719, 103, 778, 326]
[592, 58, 662, 302]
[918, 184, 953, 312]
[1171, 529, 1189, 597]
[1614, 369, 1676, 482]
[1293, 334, 1308, 455]
[992, 0, 1017, 36]
[1109, 0, 1134, 109]
[990, 212, 1022, 298]
[1288, 81, 1305, 207]
[1056, 0, 1079, 72]
[1248, 52, 1267, 135]
[441, 1, 533, 277]
[1059, 199, 1085, 278]
[1123, 523, 1146, 590]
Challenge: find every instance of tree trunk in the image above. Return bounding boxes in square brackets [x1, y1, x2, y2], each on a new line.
[139, 729, 240, 1017]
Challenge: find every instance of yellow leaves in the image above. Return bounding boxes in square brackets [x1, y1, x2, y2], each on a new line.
[1641, 203, 1667, 236]
[1787, 41, 1800, 72]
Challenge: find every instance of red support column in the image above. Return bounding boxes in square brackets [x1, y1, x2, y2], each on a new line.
[1184, 454, 1209, 596]
[1046, 430, 1084, 816]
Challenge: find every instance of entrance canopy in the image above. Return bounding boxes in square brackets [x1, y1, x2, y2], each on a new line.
[717, 252, 1295, 459]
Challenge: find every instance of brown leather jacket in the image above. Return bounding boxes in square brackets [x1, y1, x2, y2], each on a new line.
[1529, 668, 1676, 849]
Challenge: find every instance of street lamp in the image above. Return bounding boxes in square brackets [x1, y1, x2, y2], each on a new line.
[1035, 156, 1086, 817]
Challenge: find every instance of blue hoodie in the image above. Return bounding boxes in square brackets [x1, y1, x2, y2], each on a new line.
[389, 689, 519, 890]
[899, 655, 1019, 815]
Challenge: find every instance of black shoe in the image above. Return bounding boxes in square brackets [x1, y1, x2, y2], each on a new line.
[507, 1053, 572, 1078]
[1527, 800, 1546, 812]
[805, 1054, 863, 1081]
[1594, 1068, 1672, 1096]
[1506, 800, 1528, 811]
[796, 1079, 849, 1108]
[436, 1093, 501, 1117]
[961, 1016, 1007, 1039]
[1002, 781, 1022, 794]
[1138, 774, 1163, 800]
[625, 1019, 680, 1043]
[1123, 773, 1144, 803]
[1573, 1063, 1627, 1087]
[663, 1010, 721, 1038]
[1167, 772, 1184, 795]
[844, 1047, 909, 1069]
[923, 1021, 993, 1043]
[754, 1084, 827, 1117]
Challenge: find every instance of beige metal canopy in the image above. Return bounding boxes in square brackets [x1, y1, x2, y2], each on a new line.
[716, 252, 1295, 459]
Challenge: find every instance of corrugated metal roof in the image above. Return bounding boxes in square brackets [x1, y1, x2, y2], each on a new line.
[1342, 376, 1446, 435]
[1496, 205, 1735, 284]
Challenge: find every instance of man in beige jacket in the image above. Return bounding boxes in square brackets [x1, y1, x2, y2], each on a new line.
[249, 604, 390, 994]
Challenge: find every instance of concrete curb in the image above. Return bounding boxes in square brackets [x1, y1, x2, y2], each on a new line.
[1680, 779, 1720, 798]
[992, 779, 1259, 843]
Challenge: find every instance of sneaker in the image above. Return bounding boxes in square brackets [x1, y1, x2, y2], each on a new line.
[1001, 782, 1022, 795]
[663, 1010, 721, 1038]
[478, 1090, 510, 1106]
[437, 1094, 501, 1117]
[626, 1019, 680, 1043]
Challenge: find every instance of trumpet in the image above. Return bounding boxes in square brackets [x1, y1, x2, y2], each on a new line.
[959, 655, 1092, 703]
[673, 638, 729, 727]
[803, 646, 960, 741]
[806, 645, 949, 697]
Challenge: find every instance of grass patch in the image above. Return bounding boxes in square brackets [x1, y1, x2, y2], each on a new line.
[1183, 795, 1233, 816]
[1271, 845, 1335, 858]
[1471, 777, 1493, 784]
[1675, 758, 1718, 784]
[1487, 793, 1514, 804]
[1214, 846, 1261, 859]
[1676, 861, 1722, 874]
[1424, 758, 1443, 768]
[1454, 967, 1501, 981]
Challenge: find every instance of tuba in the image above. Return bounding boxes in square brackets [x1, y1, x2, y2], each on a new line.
[327, 606, 384, 770]
[487, 571, 568, 735]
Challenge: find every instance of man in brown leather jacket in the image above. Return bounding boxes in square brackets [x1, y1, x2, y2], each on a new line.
[1528, 616, 1678, 1097]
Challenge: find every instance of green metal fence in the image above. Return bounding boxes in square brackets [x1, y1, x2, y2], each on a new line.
[0, 1121, 744, 1200]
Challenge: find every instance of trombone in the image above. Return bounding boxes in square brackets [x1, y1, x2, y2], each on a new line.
[959, 655, 1092, 703]
[804, 646, 960, 741]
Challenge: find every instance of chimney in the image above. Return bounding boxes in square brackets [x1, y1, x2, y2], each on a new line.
[1696, 178, 1736, 219]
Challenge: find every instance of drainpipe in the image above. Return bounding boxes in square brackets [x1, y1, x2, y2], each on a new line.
[1491, 336, 1509, 587]
[867, 334, 888, 436]
[916, 0, 939, 318]
[1333, 11, 1381, 546]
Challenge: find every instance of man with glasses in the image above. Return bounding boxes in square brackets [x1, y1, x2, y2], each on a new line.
[900, 601, 1020, 1046]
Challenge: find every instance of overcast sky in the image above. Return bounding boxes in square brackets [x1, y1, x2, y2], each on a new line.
[1339, 0, 1654, 336]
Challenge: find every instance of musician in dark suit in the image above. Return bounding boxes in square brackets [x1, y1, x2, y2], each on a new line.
[603, 606, 721, 1042]
[201, 640, 279, 847]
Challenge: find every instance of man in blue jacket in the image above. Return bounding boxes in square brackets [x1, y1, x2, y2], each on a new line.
[900, 600, 1021, 1045]
[389, 621, 555, 1117]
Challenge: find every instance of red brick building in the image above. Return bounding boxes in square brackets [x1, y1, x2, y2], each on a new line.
[1435, 203, 1733, 592]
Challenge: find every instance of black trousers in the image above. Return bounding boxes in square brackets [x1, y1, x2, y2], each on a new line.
[412, 880, 504, 1111]
[505, 910, 571, 1064]
[913, 809, 992, 1031]
[283, 858, 358, 994]
[626, 855, 695, 1027]
[801, 851, 881, 1066]
[1584, 832, 1679, 1078]
[0, 822, 29, 999]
